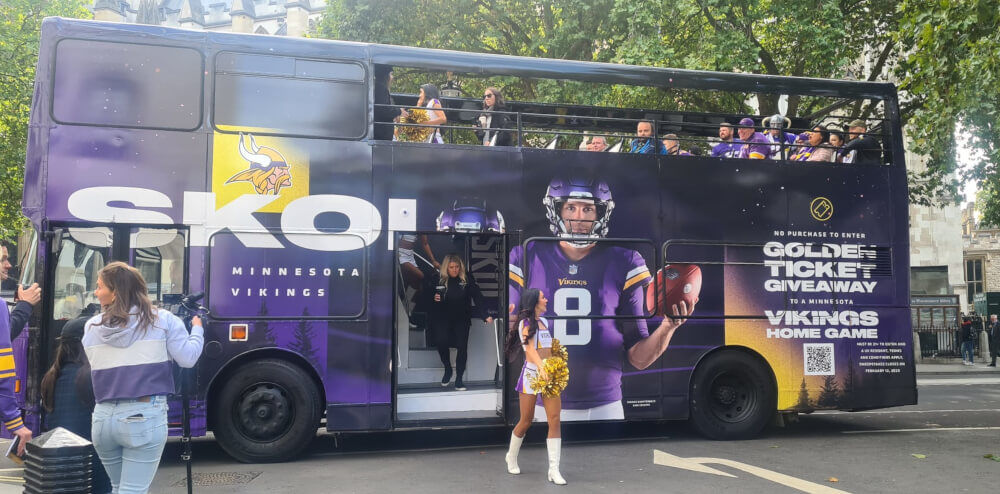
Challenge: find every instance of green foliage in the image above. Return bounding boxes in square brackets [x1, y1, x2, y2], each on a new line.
[0, 1, 91, 240]
[897, 0, 1000, 222]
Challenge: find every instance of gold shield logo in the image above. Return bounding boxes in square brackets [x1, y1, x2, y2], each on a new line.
[810, 197, 833, 221]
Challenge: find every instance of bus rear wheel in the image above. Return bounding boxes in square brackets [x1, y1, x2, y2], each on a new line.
[689, 350, 776, 440]
[212, 358, 321, 463]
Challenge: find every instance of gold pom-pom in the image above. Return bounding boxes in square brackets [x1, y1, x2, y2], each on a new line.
[528, 338, 569, 397]
[398, 108, 433, 142]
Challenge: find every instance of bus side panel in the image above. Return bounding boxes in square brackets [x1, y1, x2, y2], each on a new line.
[690, 160, 914, 411]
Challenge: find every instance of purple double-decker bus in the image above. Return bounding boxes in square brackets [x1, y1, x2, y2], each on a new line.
[19, 18, 915, 462]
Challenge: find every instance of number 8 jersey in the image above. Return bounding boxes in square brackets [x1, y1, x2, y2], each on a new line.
[509, 242, 652, 410]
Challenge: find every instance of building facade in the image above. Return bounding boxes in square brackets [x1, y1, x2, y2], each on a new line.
[92, 0, 327, 37]
[962, 202, 1000, 314]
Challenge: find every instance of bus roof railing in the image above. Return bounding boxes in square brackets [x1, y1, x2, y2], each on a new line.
[45, 17, 900, 101]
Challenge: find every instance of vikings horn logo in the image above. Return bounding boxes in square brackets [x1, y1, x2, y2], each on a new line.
[226, 133, 293, 195]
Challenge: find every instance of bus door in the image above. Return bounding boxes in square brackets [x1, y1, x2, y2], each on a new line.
[393, 232, 507, 425]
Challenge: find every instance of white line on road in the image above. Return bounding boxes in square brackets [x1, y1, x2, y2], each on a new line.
[917, 378, 1000, 385]
[653, 450, 850, 494]
[842, 426, 1000, 434]
[815, 408, 1000, 415]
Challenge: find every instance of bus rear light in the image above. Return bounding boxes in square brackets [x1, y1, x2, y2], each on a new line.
[229, 324, 248, 341]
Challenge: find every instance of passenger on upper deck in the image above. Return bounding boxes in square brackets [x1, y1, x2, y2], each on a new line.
[373, 65, 395, 141]
[661, 134, 692, 156]
[399, 84, 447, 144]
[628, 121, 664, 154]
[474, 87, 512, 146]
[789, 125, 833, 162]
[585, 136, 608, 152]
[828, 129, 846, 163]
[762, 114, 799, 160]
[841, 120, 883, 165]
[736, 118, 770, 160]
[711, 122, 741, 158]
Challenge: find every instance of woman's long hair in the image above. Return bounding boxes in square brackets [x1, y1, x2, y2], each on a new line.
[40, 336, 88, 412]
[504, 288, 541, 362]
[438, 253, 467, 286]
[97, 261, 156, 331]
[483, 87, 505, 110]
[419, 83, 440, 105]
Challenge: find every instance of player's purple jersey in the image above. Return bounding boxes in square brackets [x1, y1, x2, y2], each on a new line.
[711, 140, 742, 158]
[509, 242, 651, 409]
[739, 132, 771, 159]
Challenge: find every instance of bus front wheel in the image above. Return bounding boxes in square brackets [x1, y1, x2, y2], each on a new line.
[212, 358, 322, 463]
[689, 350, 776, 440]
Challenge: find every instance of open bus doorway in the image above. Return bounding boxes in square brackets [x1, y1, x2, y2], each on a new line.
[394, 232, 507, 424]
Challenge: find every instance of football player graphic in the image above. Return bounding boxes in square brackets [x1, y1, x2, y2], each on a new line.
[508, 177, 695, 421]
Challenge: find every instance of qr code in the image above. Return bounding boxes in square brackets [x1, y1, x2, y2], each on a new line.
[804, 343, 835, 375]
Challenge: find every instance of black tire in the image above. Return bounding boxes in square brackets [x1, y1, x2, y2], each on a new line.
[689, 350, 776, 440]
[211, 358, 322, 463]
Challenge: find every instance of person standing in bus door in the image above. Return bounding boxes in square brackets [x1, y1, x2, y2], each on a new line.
[83, 262, 204, 494]
[1, 245, 41, 339]
[508, 177, 694, 421]
[987, 314, 1000, 367]
[41, 316, 112, 493]
[841, 119, 883, 165]
[736, 118, 771, 159]
[400, 84, 447, 144]
[431, 254, 493, 390]
[474, 87, 512, 146]
[629, 121, 664, 154]
[504, 288, 567, 485]
[711, 122, 741, 158]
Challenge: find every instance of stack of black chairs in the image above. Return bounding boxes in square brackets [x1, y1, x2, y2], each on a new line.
[23, 427, 93, 493]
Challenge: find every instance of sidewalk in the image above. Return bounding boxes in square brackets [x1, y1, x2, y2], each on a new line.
[916, 361, 1000, 376]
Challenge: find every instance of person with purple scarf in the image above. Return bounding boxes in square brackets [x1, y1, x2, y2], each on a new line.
[83, 262, 203, 494]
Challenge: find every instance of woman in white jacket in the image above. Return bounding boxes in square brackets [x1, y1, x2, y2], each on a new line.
[82, 262, 204, 494]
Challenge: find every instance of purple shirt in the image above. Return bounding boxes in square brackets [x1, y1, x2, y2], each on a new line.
[739, 132, 771, 159]
[711, 140, 742, 158]
[509, 242, 651, 409]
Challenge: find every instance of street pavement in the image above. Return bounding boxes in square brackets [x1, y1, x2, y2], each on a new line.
[0, 362, 997, 493]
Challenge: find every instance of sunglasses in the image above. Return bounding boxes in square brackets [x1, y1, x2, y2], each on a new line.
[484, 94, 495, 99]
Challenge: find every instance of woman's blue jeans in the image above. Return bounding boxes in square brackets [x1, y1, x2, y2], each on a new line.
[962, 340, 976, 363]
[91, 395, 168, 494]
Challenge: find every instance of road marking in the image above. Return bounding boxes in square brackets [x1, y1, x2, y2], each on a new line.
[841, 426, 1000, 434]
[917, 378, 1000, 386]
[815, 408, 1000, 415]
[653, 449, 850, 494]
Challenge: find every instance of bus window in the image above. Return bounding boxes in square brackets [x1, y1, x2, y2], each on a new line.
[213, 53, 367, 139]
[131, 229, 186, 306]
[51, 228, 111, 321]
[52, 40, 202, 130]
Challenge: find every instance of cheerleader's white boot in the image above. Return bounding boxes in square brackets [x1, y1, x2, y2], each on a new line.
[546, 438, 567, 485]
[505, 433, 523, 474]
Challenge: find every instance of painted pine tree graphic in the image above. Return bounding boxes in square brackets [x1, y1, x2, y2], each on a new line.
[289, 307, 318, 366]
[795, 377, 811, 409]
[250, 300, 276, 346]
[816, 375, 841, 407]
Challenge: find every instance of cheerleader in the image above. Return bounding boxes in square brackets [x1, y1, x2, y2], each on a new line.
[503, 288, 567, 485]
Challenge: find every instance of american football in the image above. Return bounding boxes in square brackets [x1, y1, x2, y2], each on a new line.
[645, 264, 701, 316]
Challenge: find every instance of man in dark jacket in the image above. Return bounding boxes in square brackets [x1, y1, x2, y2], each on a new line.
[960, 317, 976, 365]
[1, 246, 39, 339]
[989, 314, 1000, 367]
[842, 119, 883, 165]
